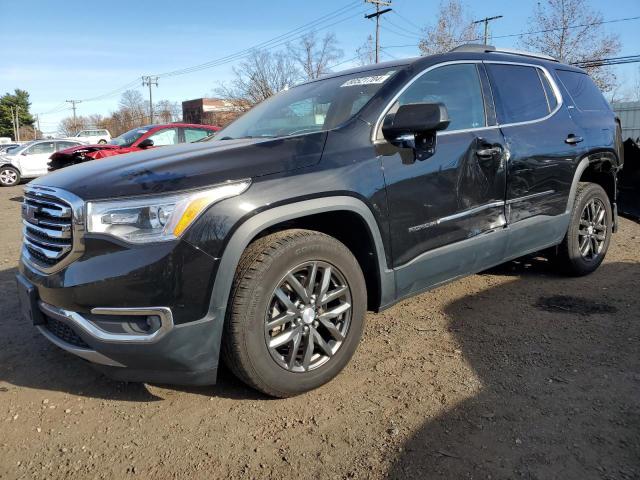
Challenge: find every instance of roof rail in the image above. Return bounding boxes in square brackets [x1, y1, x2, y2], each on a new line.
[450, 44, 558, 62]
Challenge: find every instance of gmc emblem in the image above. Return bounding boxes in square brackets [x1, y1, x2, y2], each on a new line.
[22, 204, 39, 224]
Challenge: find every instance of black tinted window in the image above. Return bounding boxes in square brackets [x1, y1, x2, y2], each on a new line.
[556, 70, 609, 112]
[486, 64, 550, 124]
[395, 63, 485, 131]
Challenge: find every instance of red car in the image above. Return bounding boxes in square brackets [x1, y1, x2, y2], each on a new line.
[48, 123, 219, 171]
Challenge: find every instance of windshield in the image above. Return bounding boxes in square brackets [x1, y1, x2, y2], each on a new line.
[214, 67, 398, 140]
[109, 128, 148, 147]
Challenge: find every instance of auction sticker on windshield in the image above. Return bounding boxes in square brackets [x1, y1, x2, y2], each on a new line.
[340, 72, 395, 87]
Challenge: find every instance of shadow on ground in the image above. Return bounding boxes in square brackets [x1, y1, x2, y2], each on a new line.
[0, 267, 263, 402]
[387, 261, 640, 479]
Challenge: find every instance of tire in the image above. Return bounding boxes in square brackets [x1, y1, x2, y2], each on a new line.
[0, 166, 20, 187]
[556, 182, 612, 276]
[98, 139, 107, 144]
[221, 229, 367, 397]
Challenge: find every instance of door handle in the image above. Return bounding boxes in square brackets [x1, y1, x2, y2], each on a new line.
[565, 134, 584, 145]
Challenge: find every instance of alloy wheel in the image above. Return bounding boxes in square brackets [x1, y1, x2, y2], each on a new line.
[264, 261, 352, 373]
[0, 168, 18, 186]
[578, 198, 607, 261]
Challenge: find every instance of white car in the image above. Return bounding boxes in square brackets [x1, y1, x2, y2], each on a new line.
[69, 128, 111, 144]
[0, 139, 85, 187]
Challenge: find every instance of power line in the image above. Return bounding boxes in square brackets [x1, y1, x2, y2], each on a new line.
[36, 2, 366, 110]
[383, 14, 640, 48]
[153, 2, 365, 78]
[392, 10, 423, 33]
[384, 15, 422, 37]
[573, 55, 640, 67]
[379, 22, 421, 41]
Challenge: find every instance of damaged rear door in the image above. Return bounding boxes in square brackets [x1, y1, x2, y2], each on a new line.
[381, 62, 507, 269]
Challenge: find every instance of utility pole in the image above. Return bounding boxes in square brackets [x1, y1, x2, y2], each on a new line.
[35, 114, 41, 140]
[9, 107, 16, 141]
[473, 15, 503, 45]
[66, 99, 82, 134]
[142, 76, 159, 123]
[365, 0, 392, 63]
[15, 105, 20, 142]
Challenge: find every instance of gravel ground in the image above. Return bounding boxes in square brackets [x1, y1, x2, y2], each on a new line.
[0, 184, 638, 479]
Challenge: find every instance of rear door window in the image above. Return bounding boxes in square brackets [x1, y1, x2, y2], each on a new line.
[56, 141, 81, 151]
[184, 128, 212, 143]
[556, 70, 609, 112]
[486, 64, 551, 124]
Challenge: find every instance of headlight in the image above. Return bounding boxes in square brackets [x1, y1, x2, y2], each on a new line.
[86, 179, 250, 243]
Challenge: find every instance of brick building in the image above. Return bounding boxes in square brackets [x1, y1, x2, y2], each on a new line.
[181, 98, 241, 127]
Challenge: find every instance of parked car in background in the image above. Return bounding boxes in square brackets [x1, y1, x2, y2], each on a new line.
[68, 129, 111, 144]
[48, 123, 220, 171]
[0, 139, 85, 186]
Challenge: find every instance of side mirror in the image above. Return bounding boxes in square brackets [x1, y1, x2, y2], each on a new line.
[381, 103, 450, 162]
[382, 103, 450, 141]
[138, 138, 154, 149]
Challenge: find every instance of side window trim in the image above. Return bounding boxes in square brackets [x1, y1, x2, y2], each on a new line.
[483, 60, 564, 128]
[372, 60, 493, 142]
[477, 63, 497, 127]
[372, 60, 564, 143]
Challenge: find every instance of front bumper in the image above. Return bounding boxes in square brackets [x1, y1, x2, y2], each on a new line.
[17, 236, 224, 385]
[26, 295, 220, 385]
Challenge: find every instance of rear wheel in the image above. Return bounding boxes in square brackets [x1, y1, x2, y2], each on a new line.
[557, 182, 612, 276]
[97, 139, 107, 144]
[222, 229, 367, 397]
[0, 166, 20, 187]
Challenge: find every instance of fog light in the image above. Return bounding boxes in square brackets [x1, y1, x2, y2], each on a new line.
[146, 315, 162, 333]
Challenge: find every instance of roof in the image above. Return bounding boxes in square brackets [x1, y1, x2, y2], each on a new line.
[139, 123, 219, 130]
[307, 44, 577, 86]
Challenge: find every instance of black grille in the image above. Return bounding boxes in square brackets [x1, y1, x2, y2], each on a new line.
[44, 316, 90, 349]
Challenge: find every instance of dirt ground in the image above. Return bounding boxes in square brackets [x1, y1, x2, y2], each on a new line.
[0, 184, 638, 480]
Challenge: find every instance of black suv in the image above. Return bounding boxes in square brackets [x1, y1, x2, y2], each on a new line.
[16, 45, 623, 397]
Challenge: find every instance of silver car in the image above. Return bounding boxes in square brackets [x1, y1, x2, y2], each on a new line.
[0, 139, 85, 187]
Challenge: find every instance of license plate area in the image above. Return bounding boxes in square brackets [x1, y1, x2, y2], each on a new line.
[16, 274, 44, 325]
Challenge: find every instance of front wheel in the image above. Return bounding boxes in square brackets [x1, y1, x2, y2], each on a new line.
[556, 182, 612, 276]
[222, 229, 367, 397]
[0, 166, 20, 187]
[97, 139, 107, 144]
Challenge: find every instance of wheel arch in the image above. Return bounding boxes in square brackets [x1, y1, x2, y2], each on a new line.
[568, 150, 620, 230]
[208, 197, 395, 322]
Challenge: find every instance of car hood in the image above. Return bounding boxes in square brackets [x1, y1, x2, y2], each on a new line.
[32, 132, 327, 200]
[57, 144, 122, 154]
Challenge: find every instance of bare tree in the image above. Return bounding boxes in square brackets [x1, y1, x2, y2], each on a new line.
[119, 90, 147, 118]
[418, 0, 480, 56]
[154, 100, 181, 123]
[288, 31, 343, 80]
[218, 49, 300, 108]
[520, 0, 621, 91]
[57, 93, 183, 138]
[356, 35, 376, 66]
[58, 116, 88, 136]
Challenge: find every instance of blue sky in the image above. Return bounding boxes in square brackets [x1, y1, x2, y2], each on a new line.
[1, 0, 638, 134]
